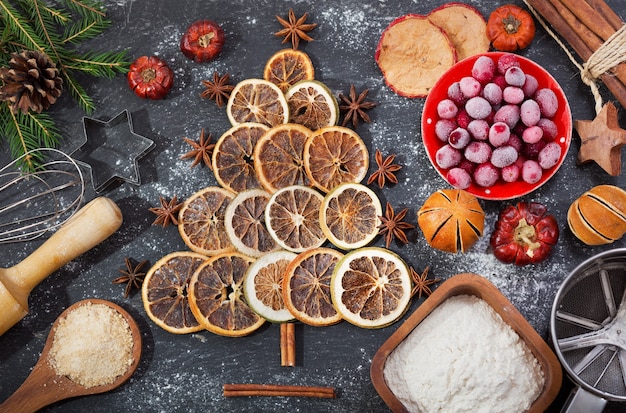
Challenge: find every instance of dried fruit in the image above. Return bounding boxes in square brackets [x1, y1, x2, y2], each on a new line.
[127, 55, 174, 100]
[180, 19, 225, 62]
[226, 78, 289, 127]
[274, 9, 317, 50]
[338, 85, 377, 128]
[378, 202, 414, 248]
[368, 149, 402, 189]
[330, 247, 412, 329]
[180, 128, 215, 168]
[263, 48, 315, 93]
[427, 3, 490, 61]
[491, 202, 559, 265]
[149, 196, 183, 227]
[285, 80, 339, 131]
[417, 189, 484, 253]
[375, 14, 456, 98]
[201, 72, 234, 107]
[113, 258, 148, 298]
[567, 185, 626, 245]
[487, 5, 535, 52]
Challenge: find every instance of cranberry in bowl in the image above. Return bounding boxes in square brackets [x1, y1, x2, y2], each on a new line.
[421, 52, 572, 200]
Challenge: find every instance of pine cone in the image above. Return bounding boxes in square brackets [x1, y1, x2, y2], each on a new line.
[0, 50, 63, 114]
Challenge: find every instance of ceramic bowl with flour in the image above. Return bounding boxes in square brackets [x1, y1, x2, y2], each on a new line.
[370, 273, 562, 413]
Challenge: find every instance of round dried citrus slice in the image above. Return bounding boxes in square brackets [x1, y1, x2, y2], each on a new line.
[253, 123, 313, 193]
[224, 188, 280, 257]
[320, 182, 382, 250]
[375, 14, 456, 98]
[330, 247, 412, 328]
[265, 185, 326, 252]
[283, 247, 344, 326]
[303, 125, 369, 193]
[212, 122, 269, 193]
[178, 186, 235, 256]
[226, 78, 289, 127]
[285, 80, 339, 131]
[243, 250, 297, 323]
[263, 48, 315, 93]
[142, 251, 207, 334]
[188, 251, 264, 337]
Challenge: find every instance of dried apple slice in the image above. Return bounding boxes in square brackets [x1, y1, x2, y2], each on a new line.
[375, 14, 456, 98]
[428, 3, 490, 61]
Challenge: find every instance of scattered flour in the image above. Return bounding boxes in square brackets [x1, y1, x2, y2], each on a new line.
[383, 294, 544, 413]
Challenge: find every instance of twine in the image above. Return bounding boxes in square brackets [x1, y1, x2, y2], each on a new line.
[524, 0, 626, 114]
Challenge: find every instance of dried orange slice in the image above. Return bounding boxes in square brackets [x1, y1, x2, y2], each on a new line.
[142, 251, 207, 334]
[188, 251, 264, 337]
[265, 185, 326, 252]
[178, 186, 235, 256]
[285, 80, 339, 131]
[330, 247, 412, 328]
[263, 48, 315, 93]
[212, 122, 269, 193]
[320, 182, 382, 250]
[282, 247, 344, 326]
[224, 188, 280, 257]
[226, 78, 289, 127]
[303, 125, 369, 193]
[253, 123, 313, 193]
[375, 14, 456, 98]
[243, 250, 297, 323]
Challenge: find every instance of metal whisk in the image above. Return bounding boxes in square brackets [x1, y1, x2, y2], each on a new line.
[0, 148, 85, 244]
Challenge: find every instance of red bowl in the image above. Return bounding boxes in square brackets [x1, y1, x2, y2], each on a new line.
[421, 52, 572, 200]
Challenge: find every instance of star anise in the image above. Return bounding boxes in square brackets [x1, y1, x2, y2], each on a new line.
[275, 9, 317, 50]
[149, 195, 183, 227]
[410, 266, 440, 299]
[113, 257, 148, 298]
[201, 72, 234, 107]
[368, 149, 402, 188]
[378, 202, 414, 248]
[181, 128, 215, 168]
[339, 84, 377, 128]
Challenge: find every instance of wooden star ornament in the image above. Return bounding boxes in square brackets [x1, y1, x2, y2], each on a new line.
[575, 102, 626, 176]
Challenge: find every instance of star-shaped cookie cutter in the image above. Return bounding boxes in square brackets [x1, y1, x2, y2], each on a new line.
[70, 110, 155, 193]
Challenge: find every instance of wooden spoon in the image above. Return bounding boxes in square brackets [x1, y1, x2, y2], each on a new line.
[0, 298, 142, 413]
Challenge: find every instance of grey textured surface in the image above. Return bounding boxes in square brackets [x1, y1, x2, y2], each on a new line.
[1, 0, 626, 411]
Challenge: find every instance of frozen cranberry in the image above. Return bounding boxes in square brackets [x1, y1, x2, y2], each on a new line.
[493, 74, 507, 89]
[522, 140, 546, 160]
[506, 133, 523, 152]
[491, 145, 518, 168]
[465, 141, 492, 164]
[501, 163, 520, 182]
[458, 158, 476, 174]
[497, 54, 520, 74]
[456, 108, 471, 128]
[505, 66, 526, 87]
[522, 74, 539, 97]
[522, 125, 543, 144]
[538, 142, 562, 169]
[537, 118, 558, 141]
[447, 167, 472, 189]
[489, 122, 511, 147]
[535, 88, 559, 118]
[447, 81, 466, 105]
[520, 99, 541, 127]
[494, 104, 520, 128]
[449, 127, 471, 149]
[471, 55, 496, 84]
[482, 83, 503, 106]
[465, 96, 492, 119]
[436, 144, 462, 169]
[435, 119, 457, 142]
[473, 162, 499, 187]
[503, 86, 525, 104]
[459, 76, 482, 98]
[467, 119, 490, 140]
[521, 160, 542, 184]
[437, 98, 458, 119]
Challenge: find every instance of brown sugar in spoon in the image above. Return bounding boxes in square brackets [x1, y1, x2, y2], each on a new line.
[0, 298, 142, 413]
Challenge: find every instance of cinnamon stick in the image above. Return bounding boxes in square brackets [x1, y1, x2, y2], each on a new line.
[280, 322, 296, 366]
[561, 0, 616, 41]
[584, 0, 623, 31]
[223, 383, 336, 398]
[526, 0, 626, 108]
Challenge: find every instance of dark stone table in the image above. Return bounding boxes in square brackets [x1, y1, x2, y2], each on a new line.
[1, 0, 626, 411]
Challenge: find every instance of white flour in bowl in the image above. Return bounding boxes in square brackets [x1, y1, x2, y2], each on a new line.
[383, 294, 544, 413]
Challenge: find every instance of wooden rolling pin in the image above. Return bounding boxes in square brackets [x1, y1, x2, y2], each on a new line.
[0, 197, 123, 336]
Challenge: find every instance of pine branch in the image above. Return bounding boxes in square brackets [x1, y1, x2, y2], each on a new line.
[0, 1, 46, 53]
[63, 17, 110, 44]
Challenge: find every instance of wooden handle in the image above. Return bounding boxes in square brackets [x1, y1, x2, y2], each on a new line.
[0, 197, 122, 332]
